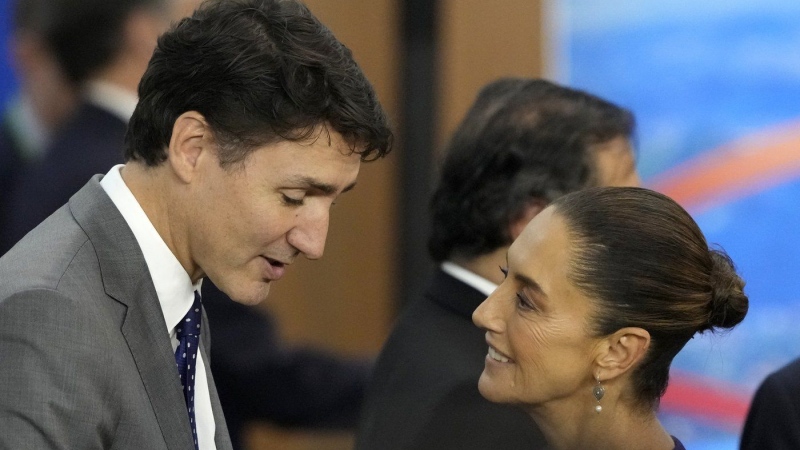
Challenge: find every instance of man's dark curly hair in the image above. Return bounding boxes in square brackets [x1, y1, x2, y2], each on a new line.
[428, 78, 634, 262]
[125, 0, 392, 167]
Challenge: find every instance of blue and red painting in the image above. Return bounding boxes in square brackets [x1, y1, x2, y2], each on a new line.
[553, 0, 800, 448]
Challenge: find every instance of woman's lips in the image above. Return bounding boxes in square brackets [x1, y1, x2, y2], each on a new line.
[487, 345, 512, 363]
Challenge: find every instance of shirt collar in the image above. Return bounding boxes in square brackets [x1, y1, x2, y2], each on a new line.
[5, 95, 50, 161]
[100, 164, 201, 335]
[441, 261, 498, 297]
[85, 80, 138, 122]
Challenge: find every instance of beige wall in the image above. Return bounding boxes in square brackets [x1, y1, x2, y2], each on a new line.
[437, 0, 544, 154]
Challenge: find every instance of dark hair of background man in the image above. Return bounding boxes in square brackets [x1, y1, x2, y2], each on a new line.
[428, 78, 634, 262]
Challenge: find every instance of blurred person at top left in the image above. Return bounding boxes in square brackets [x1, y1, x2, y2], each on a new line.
[0, 0, 80, 250]
[0, 0, 195, 254]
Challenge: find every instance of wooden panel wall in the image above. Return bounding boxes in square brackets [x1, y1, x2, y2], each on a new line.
[437, 0, 544, 153]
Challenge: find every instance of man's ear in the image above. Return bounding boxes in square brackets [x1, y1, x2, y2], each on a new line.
[509, 199, 548, 240]
[168, 111, 211, 183]
[593, 327, 651, 380]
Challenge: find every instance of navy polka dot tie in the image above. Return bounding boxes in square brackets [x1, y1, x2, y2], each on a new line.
[175, 291, 202, 450]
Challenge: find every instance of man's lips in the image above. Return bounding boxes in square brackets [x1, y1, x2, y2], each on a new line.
[262, 256, 289, 280]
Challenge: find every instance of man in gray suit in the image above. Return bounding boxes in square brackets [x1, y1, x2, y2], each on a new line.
[0, 0, 392, 448]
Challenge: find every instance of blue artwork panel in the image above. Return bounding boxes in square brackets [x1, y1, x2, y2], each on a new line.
[0, 0, 18, 106]
[555, 0, 800, 447]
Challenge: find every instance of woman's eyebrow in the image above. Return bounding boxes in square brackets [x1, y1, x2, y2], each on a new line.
[513, 272, 547, 299]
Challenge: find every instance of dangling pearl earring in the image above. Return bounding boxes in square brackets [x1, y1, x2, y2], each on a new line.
[593, 375, 605, 413]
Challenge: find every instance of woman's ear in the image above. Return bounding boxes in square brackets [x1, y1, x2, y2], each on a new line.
[167, 111, 212, 183]
[593, 327, 651, 380]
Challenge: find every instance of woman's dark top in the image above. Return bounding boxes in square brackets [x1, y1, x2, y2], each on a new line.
[672, 436, 686, 450]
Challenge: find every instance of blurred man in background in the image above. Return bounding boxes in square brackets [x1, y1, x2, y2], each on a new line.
[741, 356, 800, 449]
[0, 0, 79, 250]
[356, 77, 640, 450]
[1, 0, 176, 251]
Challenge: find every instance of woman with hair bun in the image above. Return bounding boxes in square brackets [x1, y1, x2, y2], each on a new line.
[473, 186, 748, 450]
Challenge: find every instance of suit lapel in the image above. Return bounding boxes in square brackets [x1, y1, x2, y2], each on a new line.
[69, 177, 194, 450]
[427, 268, 490, 319]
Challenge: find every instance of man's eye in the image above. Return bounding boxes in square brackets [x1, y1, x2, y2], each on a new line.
[281, 194, 304, 206]
[499, 266, 509, 279]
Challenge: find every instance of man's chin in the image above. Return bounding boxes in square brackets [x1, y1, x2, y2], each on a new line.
[218, 280, 272, 305]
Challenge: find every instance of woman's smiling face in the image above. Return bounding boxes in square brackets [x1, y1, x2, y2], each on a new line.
[472, 206, 600, 409]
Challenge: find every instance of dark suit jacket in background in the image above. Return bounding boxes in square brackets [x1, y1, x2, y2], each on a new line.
[0, 110, 28, 253]
[202, 281, 371, 450]
[0, 177, 232, 449]
[741, 357, 800, 449]
[355, 269, 548, 450]
[1, 101, 126, 253]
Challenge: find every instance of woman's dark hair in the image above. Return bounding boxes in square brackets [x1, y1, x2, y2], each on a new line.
[126, 0, 392, 167]
[428, 78, 634, 262]
[552, 187, 748, 409]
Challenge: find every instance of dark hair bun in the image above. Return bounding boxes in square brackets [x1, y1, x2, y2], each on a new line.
[706, 249, 748, 330]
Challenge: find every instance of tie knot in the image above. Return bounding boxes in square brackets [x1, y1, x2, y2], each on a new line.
[176, 291, 202, 339]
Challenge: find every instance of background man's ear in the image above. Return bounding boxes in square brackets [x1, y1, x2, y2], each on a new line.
[168, 111, 211, 183]
[594, 327, 651, 380]
[509, 199, 548, 240]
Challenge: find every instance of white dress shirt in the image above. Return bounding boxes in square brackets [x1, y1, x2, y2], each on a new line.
[101, 165, 217, 450]
[85, 81, 138, 123]
[441, 261, 498, 297]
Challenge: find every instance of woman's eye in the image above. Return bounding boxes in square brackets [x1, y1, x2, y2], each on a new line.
[281, 194, 305, 206]
[499, 266, 509, 279]
[516, 291, 536, 311]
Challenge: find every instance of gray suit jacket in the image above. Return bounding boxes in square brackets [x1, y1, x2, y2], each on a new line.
[0, 176, 233, 450]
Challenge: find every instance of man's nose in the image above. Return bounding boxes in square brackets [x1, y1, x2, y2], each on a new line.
[288, 210, 330, 260]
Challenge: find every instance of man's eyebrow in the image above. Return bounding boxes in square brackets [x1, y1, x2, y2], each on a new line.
[287, 176, 357, 195]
